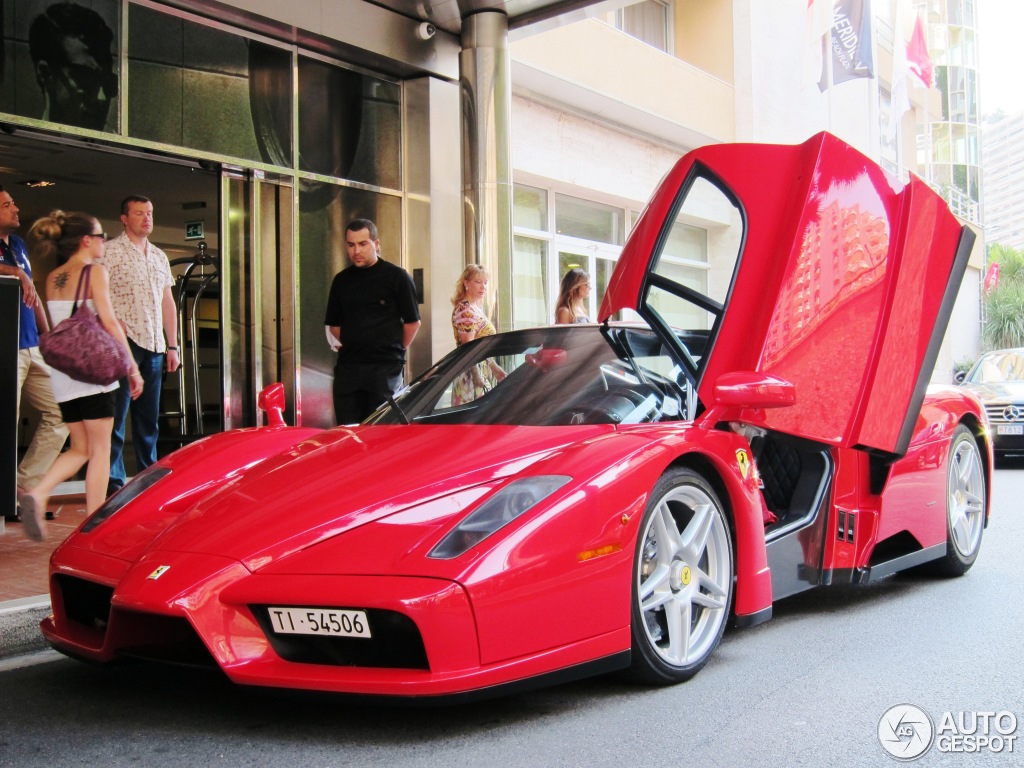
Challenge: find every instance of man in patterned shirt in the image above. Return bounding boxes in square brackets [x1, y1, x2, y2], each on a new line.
[98, 195, 179, 495]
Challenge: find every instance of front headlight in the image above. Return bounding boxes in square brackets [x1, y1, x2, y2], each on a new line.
[81, 465, 172, 533]
[429, 475, 571, 559]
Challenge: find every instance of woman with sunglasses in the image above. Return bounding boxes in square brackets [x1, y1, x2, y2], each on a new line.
[19, 211, 142, 540]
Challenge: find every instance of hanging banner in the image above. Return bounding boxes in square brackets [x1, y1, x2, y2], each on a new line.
[831, 0, 874, 85]
[983, 263, 1000, 294]
[906, 15, 934, 87]
[804, 0, 834, 89]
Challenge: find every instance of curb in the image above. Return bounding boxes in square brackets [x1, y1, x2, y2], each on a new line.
[0, 595, 51, 660]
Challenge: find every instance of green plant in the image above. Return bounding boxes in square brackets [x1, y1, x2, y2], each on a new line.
[953, 357, 974, 376]
[990, 244, 1024, 286]
[982, 244, 1024, 351]
[983, 283, 1024, 351]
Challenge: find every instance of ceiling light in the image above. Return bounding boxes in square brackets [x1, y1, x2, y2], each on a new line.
[19, 179, 56, 188]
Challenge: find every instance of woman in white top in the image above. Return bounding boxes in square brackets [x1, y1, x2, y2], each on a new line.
[20, 211, 143, 541]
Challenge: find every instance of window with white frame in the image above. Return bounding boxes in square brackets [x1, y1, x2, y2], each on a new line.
[512, 181, 712, 328]
[615, 0, 671, 53]
[512, 185, 551, 328]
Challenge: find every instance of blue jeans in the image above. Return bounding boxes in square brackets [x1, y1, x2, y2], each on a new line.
[109, 339, 164, 490]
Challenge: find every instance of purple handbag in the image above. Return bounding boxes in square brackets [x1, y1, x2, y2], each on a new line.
[39, 264, 133, 386]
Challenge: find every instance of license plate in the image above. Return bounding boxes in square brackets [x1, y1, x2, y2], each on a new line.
[997, 425, 1024, 436]
[268, 607, 371, 638]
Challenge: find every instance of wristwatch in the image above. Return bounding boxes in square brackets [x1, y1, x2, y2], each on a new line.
[167, 346, 178, 351]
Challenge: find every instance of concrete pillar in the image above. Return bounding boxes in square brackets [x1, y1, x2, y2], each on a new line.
[404, 76, 465, 371]
[460, 11, 514, 333]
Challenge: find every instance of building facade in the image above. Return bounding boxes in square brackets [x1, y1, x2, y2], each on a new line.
[2, 0, 985, 458]
[982, 111, 1024, 252]
[2, 0, 468, 438]
[510, 0, 983, 379]
[913, 0, 984, 366]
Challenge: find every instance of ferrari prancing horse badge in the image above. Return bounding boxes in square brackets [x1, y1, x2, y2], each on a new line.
[736, 449, 751, 480]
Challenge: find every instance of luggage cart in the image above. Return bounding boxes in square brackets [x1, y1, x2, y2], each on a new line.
[166, 241, 220, 440]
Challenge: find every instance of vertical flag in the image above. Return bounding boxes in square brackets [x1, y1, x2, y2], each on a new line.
[890, 6, 933, 139]
[803, 0, 834, 89]
[983, 263, 1000, 294]
[831, 0, 875, 84]
[906, 15, 934, 88]
[804, 1, 875, 90]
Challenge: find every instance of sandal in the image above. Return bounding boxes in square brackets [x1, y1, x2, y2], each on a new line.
[20, 495, 47, 542]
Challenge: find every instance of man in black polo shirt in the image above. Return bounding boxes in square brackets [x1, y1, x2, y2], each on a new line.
[324, 219, 420, 425]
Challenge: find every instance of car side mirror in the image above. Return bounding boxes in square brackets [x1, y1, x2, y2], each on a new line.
[711, 371, 796, 409]
[526, 348, 568, 372]
[954, 370, 967, 384]
[258, 382, 287, 427]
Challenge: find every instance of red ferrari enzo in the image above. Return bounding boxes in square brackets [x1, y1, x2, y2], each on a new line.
[42, 133, 991, 700]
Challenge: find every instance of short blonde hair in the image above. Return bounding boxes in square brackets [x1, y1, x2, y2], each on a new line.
[451, 263, 489, 305]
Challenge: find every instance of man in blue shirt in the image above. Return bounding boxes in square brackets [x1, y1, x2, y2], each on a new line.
[0, 186, 68, 518]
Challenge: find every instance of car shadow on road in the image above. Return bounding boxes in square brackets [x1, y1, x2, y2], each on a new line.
[751, 574, 927, 622]
[994, 454, 1024, 470]
[9, 650, 650, 744]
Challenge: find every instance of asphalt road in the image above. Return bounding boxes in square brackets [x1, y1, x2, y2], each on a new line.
[2, 467, 1022, 768]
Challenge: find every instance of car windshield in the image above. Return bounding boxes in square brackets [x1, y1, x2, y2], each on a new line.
[369, 325, 704, 426]
[967, 351, 1024, 384]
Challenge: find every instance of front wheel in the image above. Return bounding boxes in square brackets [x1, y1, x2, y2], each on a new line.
[627, 467, 733, 684]
[924, 424, 986, 577]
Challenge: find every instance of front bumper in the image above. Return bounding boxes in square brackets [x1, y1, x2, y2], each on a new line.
[42, 546, 627, 697]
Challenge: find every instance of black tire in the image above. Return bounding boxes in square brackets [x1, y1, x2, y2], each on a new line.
[627, 467, 733, 684]
[922, 424, 986, 577]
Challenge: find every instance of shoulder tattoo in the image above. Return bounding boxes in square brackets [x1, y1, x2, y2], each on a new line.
[54, 270, 70, 289]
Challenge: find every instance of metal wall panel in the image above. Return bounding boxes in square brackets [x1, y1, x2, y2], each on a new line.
[0, 278, 19, 529]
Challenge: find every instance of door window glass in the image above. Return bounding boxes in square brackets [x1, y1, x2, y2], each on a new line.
[647, 174, 742, 333]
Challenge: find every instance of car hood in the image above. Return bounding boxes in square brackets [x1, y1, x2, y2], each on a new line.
[75, 424, 614, 570]
[960, 381, 1024, 403]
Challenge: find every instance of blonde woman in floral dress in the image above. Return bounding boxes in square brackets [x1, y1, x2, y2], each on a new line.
[451, 264, 504, 404]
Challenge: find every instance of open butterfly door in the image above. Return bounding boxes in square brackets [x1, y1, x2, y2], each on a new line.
[601, 132, 974, 458]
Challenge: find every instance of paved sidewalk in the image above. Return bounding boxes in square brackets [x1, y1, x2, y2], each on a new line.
[1, 484, 88, 658]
